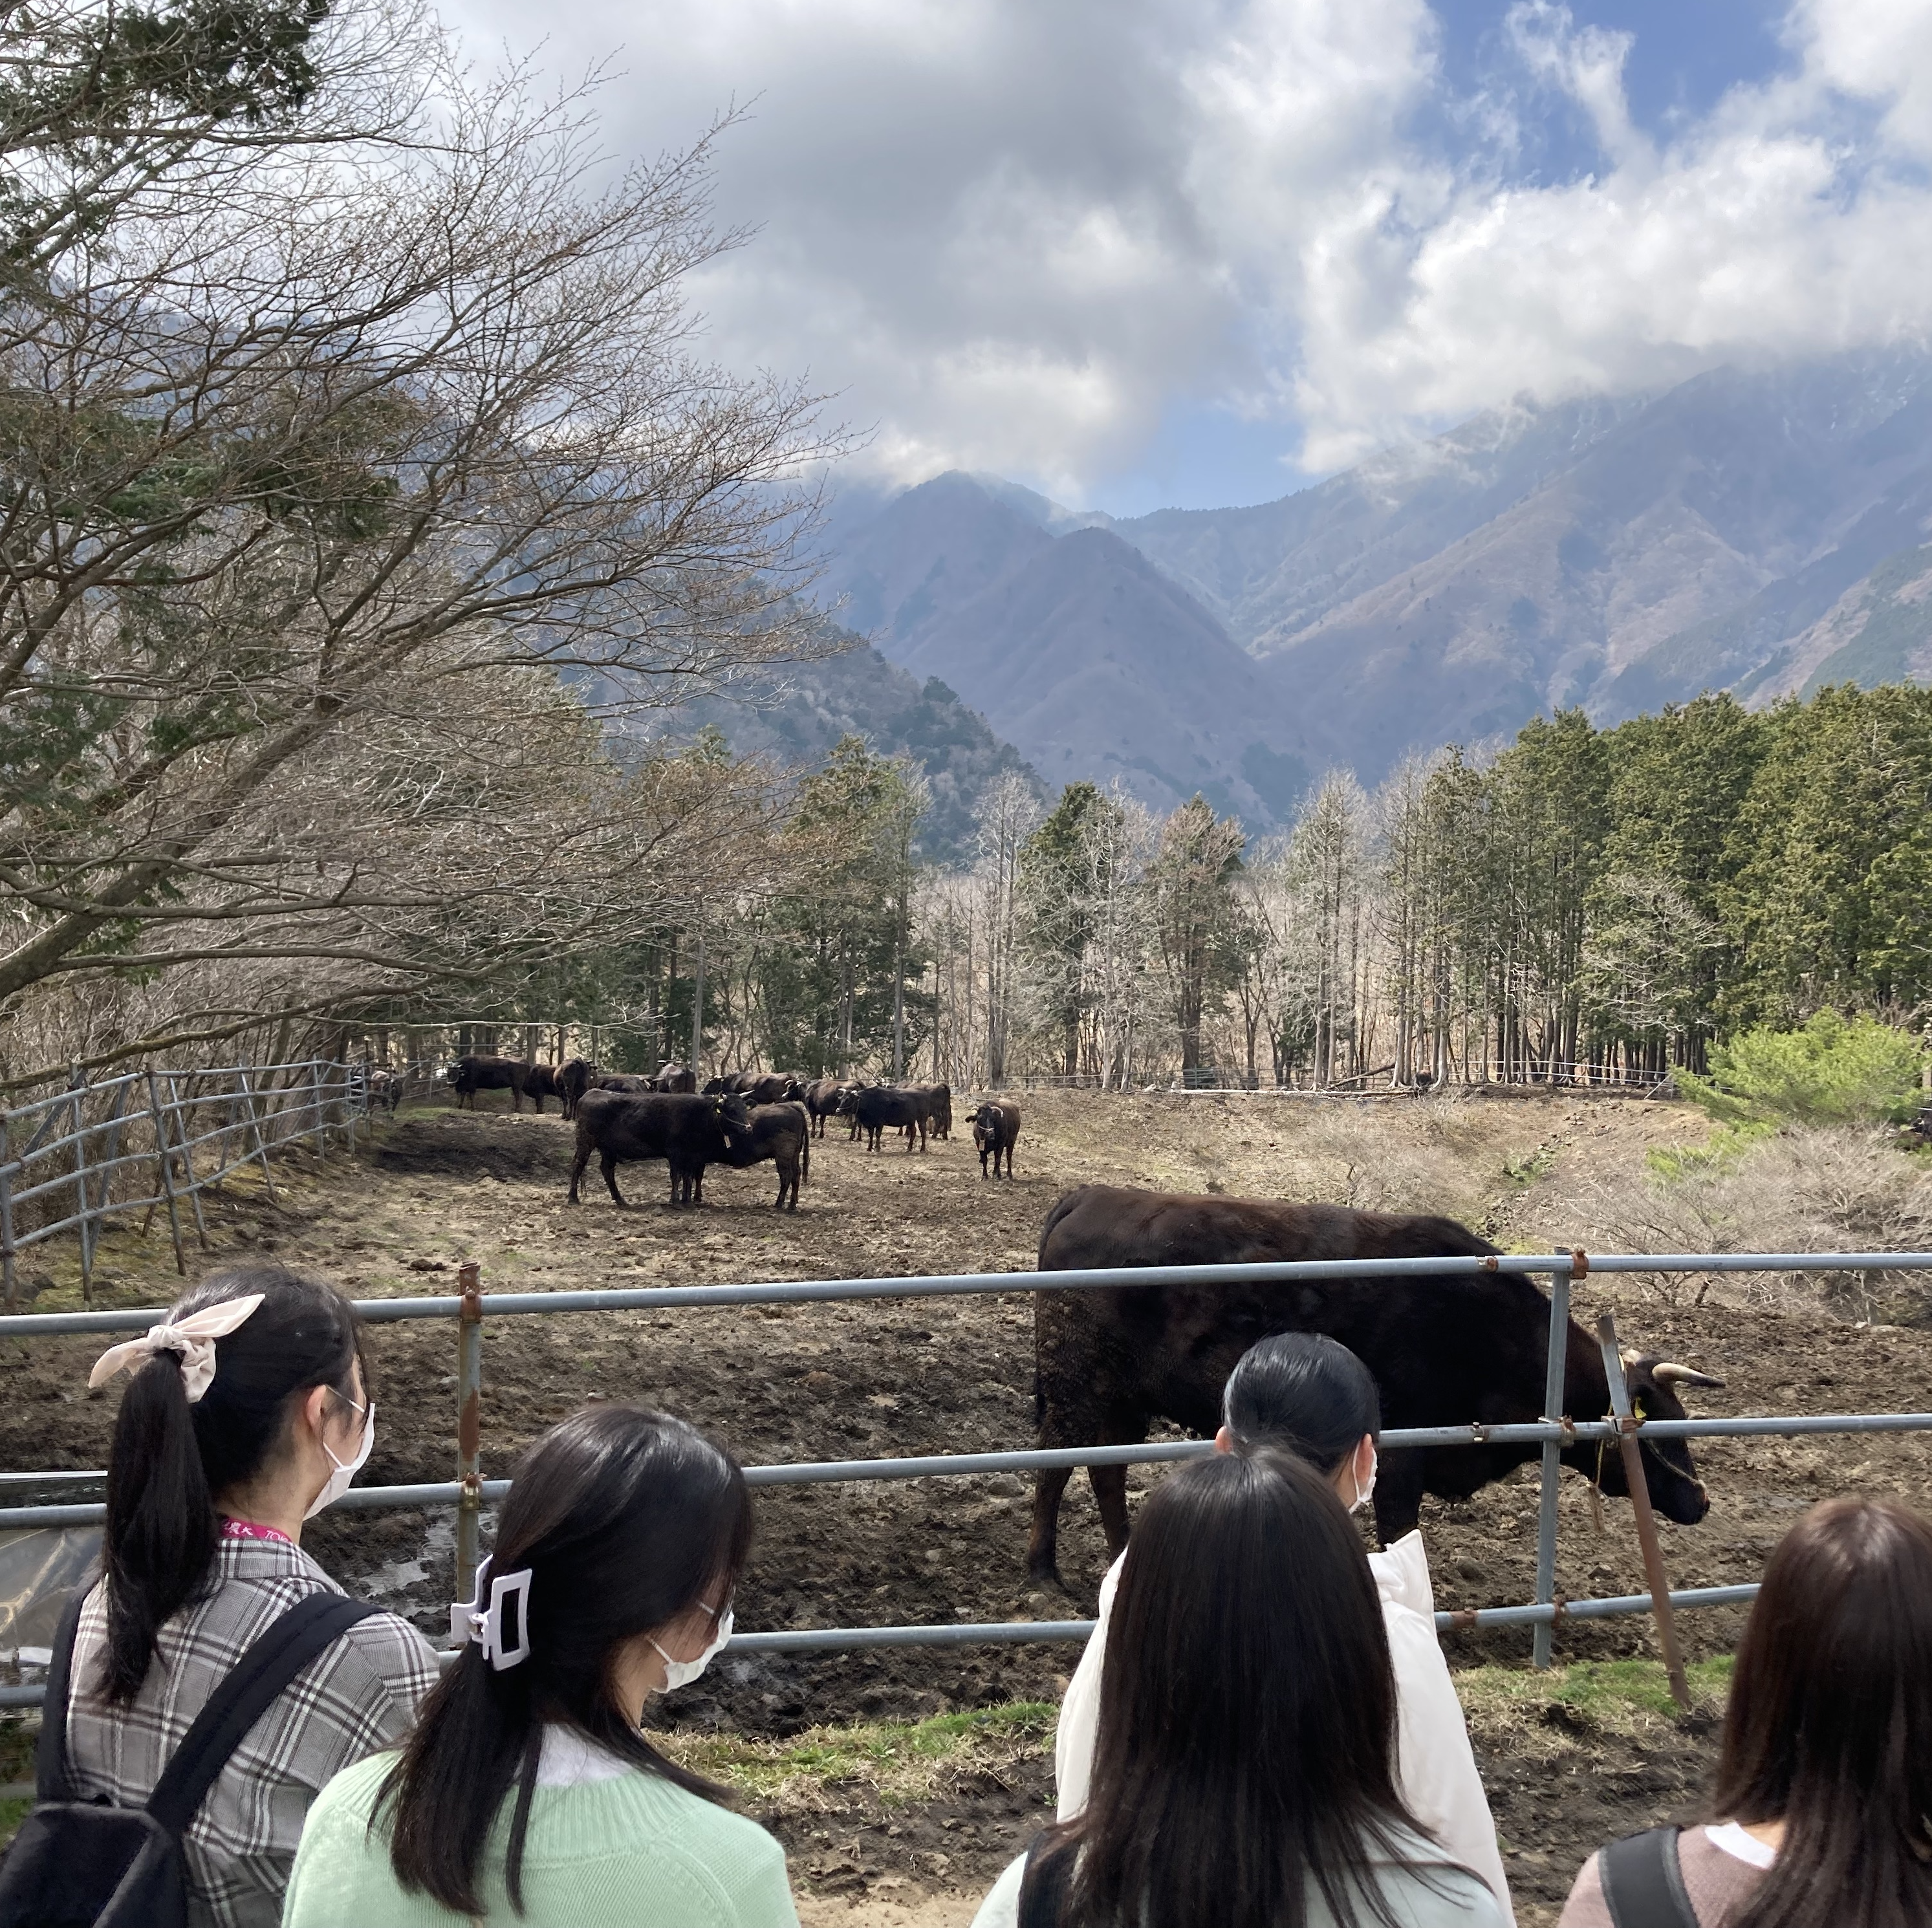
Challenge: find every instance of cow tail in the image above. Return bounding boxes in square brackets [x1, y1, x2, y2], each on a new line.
[801, 1129, 810, 1186]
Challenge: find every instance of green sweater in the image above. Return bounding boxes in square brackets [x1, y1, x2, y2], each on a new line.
[282, 1751, 800, 1928]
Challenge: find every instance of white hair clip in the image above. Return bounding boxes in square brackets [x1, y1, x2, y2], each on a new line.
[87, 1294, 266, 1405]
[450, 1563, 534, 1671]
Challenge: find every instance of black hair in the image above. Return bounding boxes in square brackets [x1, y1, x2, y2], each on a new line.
[98, 1264, 364, 1704]
[378, 1405, 752, 1917]
[1030, 1449, 1438, 1928]
[1222, 1331, 1382, 1474]
[1713, 1496, 1932, 1928]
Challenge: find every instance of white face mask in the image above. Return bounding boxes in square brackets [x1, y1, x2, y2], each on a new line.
[652, 1603, 733, 1693]
[1350, 1446, 1378, 1516]
[305, 1396, 375, 1519]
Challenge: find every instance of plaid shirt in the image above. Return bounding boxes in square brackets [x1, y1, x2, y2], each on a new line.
[65, 1537, 439, 1928]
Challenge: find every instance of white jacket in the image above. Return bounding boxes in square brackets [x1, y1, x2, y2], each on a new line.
[1051, 1531, 1514, 1926]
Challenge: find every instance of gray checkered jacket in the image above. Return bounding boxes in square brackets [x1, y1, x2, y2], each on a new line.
[64, 1537, 439, 1928]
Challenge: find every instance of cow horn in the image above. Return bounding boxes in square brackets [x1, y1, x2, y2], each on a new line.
[1652, 1361, 1725, 1391]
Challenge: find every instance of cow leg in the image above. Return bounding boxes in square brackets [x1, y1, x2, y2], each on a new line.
[567, 1142, 591, 1204]
[1091, 1462, 1133, 1559]
[1371, 1446, 1427, 1543]
[600, 1153, 630, 1209]
[1026, 1465, 1074, 1586]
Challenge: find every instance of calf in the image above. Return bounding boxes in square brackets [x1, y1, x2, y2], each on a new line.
[850, 1083, 928, 1152]
[364, 1068, 404, 1115]
[520, 1062, 560, 1114]
[722, 1100, 811, 1209]
[446, 1054, 528, 1111]
[567, 1090, 750, 1209]
[1028, 1183, 1720, 1584]
[558, 1059, 599, 1120]
[971, 1100, 1020, 1178]
[803, 1078, 855, 1138]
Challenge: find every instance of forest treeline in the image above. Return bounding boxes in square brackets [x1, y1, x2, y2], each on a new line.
[3, 1, 1927, 1096]
[574, 684, 1932, 1092]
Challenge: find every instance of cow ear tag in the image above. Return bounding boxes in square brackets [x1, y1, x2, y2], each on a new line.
[1633, 1396, 1648, 1422]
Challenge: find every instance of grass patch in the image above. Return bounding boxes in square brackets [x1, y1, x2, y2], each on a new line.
[655, 1702, 1057, 1808]
[1457, 1658, 1731, 1738]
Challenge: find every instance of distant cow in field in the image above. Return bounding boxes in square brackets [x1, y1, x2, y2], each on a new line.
[925, 1083, 953, 1140]
[558, 1059, 599, 1120]
[1026, 1183, 1722, 1585]
[847, 1083, 929, 1153]
[364, 1068, 405, 1114]
[591, 1073, 650, 1097]
[803, 1078, 856, 1138]
[567, 1090, 751, 1209]
[722, 1100, 811, 1210]
[653, 1062, 697, 1094]
[520, 1063, 560, 1113]
[971, 1100, 1020, 1178]
[446, 1054, 529, 1111]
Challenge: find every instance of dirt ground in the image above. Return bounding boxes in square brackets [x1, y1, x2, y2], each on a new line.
[5, 1083, 1930, 1923]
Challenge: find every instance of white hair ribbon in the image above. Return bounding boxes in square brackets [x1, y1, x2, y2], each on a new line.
[450, 1563, 534, 1671]
[87, 1294, 266, 1405]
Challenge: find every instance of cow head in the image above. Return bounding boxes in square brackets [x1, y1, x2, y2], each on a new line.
[715, 1092, 754, 1135]
[834, 1086, 862, 1114]
[1590, 1354, 1724, 1525]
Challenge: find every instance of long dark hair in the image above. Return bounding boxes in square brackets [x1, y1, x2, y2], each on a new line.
[379, 1406, 752, 1918]
[1713, 1496, 1932, 1928]
[1032, 1449, 1435, 1928]
[99, 1264, 364, 1702]
[1223, 1330, 1382, 1472]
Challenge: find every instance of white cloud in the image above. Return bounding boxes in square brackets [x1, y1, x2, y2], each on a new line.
[442, 0, 1932, 497]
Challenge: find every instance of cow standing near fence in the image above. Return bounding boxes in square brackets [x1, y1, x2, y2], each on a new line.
[1026, 1184, 1722, 1585]
[446, 1056, 530, 1112]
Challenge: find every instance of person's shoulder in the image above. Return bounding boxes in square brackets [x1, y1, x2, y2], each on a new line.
[1360, 1830, 1507, 1926]
[584, 1779, 796, 1925]
[307, 1747, 397, 1830]
[968, 1852, 1027, 1928]
[328, 1606, 441, 1698]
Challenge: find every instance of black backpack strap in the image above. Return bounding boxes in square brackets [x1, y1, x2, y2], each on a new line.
[1601, 1827, 1699, 1928]
[1016, 1830, 1074, 1928]
[145, 1593, 380, 1838]
[34, 1587, 91, 1803]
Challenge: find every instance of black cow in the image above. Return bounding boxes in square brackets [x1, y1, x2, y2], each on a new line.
[971, 1100, 1020, 1178]
[721, 1100, 811, 1210]
[567, 1090, 751, 1209]
[653, 1062, 698, 1094]
[1027, 1184, 1721, 1585]
[591, 1073, 649, 1097]
[848, 1083, 928, 1152]
[520, 1063, 559, 1114]
[803, 1078, 855, 1138]
[446, 1054, 529, 1111]
[558, 1059, 599, 1120]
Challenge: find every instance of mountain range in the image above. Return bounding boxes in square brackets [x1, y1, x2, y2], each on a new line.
[808, 350, 1932, 823]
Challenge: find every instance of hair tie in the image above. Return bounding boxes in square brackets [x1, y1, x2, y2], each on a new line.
[87, 1294, 266, 1405]
[451, 1562, 534, 1671]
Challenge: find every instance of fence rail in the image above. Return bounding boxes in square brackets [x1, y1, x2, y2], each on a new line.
[1, 1246, 1929, 1707]
[0, 1057, 402, 1306]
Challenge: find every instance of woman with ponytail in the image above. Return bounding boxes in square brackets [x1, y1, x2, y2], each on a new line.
[65, 1264, 437, 1926]
[283, 1404, 798, 1928]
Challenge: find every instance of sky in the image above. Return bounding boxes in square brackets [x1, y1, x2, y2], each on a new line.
[441, 0, 1932, 515]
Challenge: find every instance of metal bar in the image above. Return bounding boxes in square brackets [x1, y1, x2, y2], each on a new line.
[1600, 1310, 1689, 1709]
[1533, 1251, 1574, 1669]
[92, 1083, 131, 1240]
[166, 1074, 209, 1251]
[68, 1075, 92, 1303]
[455, 1261, 483, 1599]
[0, 1116, 14, 1310]
[144, 1070, 187, 1275]
[236, 1059, 278, 1202]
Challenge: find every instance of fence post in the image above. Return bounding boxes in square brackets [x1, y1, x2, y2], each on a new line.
[307, 1061, 327, 1156]
[236, 1060, 278, 1203]
[167, 1074, 210, 1251]
[0, 1115, 14, 1310]
[145, 1070, 188, 1275]
[1532, 1251, 1577, 1669]
[67, 1070, 94, 1304]
[455, 1262, 484, 1599]
[1598, 1310, 1691, 1709]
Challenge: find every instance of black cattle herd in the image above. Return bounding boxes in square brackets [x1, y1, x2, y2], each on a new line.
[440, 1051, 1021, 1214]
[424, 1050, 1729, 1568]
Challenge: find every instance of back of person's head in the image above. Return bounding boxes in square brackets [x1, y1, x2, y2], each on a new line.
[1056, 1449, 1419, 1928]
[100, 1264, 362, 1702]
[1223, 1331, 1382, 1474]
[381, 1405, 752, 1918]
[1714, 1495, 1932, 1928]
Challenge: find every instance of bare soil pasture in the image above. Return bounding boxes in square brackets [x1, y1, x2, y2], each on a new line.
[5, 1085, 1930, 1922]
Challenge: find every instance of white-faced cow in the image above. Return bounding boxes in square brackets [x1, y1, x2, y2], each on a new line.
[1027, 1184, 1721, 1585]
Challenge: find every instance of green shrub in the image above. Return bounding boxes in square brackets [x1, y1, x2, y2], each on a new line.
[1678, 1012, 1926, 1127]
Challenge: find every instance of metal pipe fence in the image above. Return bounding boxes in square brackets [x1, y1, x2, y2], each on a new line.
[0, 1057, 391, 1306]
[1, 1246, 1928, 1706]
